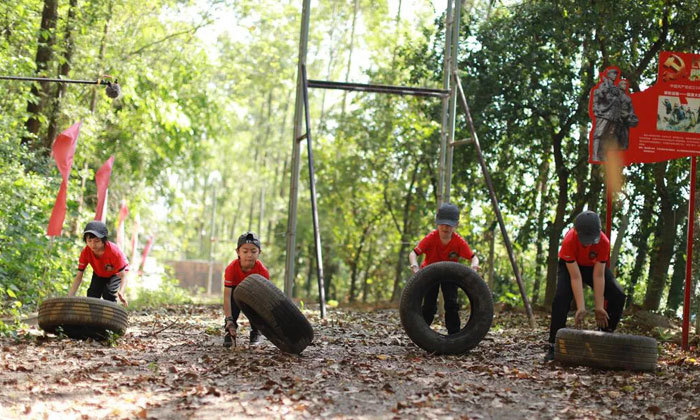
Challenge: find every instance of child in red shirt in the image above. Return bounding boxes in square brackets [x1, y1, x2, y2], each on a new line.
[544, 210, 626, 361]
[68, 221, 129, 306]
[408, 203, 479, 335]
[223, 231, 270, 347]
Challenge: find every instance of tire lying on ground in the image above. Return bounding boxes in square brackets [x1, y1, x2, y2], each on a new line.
[38, 297, 128, 339]
[233, 274, 314, 354]
[555, 328, 658, 371]
[399, 261, 493, 355]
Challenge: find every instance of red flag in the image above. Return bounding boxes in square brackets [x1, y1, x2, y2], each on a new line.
[94, 156, 114, 221]
[47, 122, 82, 236]
[130, 214, 140, 261]
[139, 235, 155, 275]
[116, 199, 128, 249]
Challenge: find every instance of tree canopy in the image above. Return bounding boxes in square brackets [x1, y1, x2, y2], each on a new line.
[1, 0, 700, 332]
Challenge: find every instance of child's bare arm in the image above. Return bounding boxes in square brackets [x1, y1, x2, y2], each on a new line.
[68, 271, 84, 296]
[470, 255, 479, 271]
[223, 287, 236, 336]
[408, 251, 420, 273]
[223, 287, 233, 318]
[117, 270, 128, 306]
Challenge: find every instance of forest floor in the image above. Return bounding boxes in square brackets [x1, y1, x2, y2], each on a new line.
[1, 303, 699, 419]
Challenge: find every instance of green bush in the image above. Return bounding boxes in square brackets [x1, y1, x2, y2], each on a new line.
[128, 276, 195, 310]
[0, 140, 79, 333]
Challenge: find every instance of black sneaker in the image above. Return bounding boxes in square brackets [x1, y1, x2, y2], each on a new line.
[544, 343, 555, 362]
[249, 330, 261, 345]
[223, 332, 233, 348]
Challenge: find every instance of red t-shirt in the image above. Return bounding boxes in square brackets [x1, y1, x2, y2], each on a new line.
[558, 228, 610, 266]
[78, 241, 129, 278]
[224, 259, 270, 287]
[414, 229, 475, 267]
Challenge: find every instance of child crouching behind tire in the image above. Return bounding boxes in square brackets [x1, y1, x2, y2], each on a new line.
[223, 231, 270, 347]
[68, 221, 129, 306]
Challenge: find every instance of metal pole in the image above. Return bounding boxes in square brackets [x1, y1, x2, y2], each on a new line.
[438, 0, 454, 207]
[683, 156, 696, 350]
[606, 186, 612, 240]
[0, 75, 112, 85]
[207, 188, 217, 295]
[284, 0, 311, 298]
[454, 73, 536, 328]
[307, 79, 448, 97]
[444, 0, 463, 203]
[301, 64, 327, 318]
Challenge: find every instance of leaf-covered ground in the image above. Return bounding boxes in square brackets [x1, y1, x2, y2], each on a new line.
[1, 304, 699, 419]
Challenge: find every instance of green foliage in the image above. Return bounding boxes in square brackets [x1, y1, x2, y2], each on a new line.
[2, 0, 700, 329]
[497, 291, 521, 308]
[0, 140, 79, 322]
[128, 276, 194, 310]
[102, 329, 123, 347]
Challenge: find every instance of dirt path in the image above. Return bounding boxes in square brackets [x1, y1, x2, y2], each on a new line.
[1, 304, 699, 419]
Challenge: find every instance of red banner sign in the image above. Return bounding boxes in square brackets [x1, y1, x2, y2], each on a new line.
[47, 122, 81, 236]
[589, 51, 700, 165]
[94, 156, 114, 221]
[116, 199, 128, 249]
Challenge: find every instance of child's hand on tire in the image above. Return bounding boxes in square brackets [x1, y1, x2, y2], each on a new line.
[594, 307, 609, 328]
[574, 308, 586, 328]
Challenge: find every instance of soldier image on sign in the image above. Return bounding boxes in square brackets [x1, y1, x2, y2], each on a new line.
[616, 79, 639, 149]
[590, 69, 639, 161]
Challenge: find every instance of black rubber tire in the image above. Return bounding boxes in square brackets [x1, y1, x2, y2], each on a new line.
[233, 274, 314, 354]
[399, 261, 493, 354]
[555, 328, 658, 371]
[38, 297, 128, 339]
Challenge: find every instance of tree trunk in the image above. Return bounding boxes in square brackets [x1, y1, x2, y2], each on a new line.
[198, 177, 209, 257]
[266, 91, 292, 245]
[586, 164, 603, 213]
[257, 91, 274, 238]
[73, 163, 89, 235]
[341, 0, 359, 115]
[89, 0, 113, 113]
[486, 225, 496, 291]
[665, 221, 687, 314]
[248, 97, 269, 230]
[390, 162, 420, 302]
[22, 0, 59, 149]
[230, 193, 242, 240]
[323, 245, 337, 301]
[46, 0, 78, 148]
[305, 242, 314, 297]
[627, 189, 654, 307]
[643, 162, 678, 311]
[532, 159, 550, 306]
[543, 133, 568, 309]
[318, 1, 338, 128]
[609, 200, 631, 272]
[362, 238, 374, 303]
[348, 224, 371, 302]
[390, 0, 402, 66]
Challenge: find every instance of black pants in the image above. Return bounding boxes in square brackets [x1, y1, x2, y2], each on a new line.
[548, 259, 626, 343]
[422, 282, 460, 334]
[87, 273, 121, 302]
[229, 286, 258, 333]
